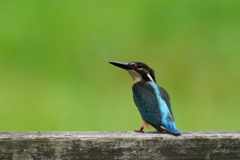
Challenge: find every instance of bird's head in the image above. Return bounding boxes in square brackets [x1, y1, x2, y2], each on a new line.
[109, 61, 156, 83]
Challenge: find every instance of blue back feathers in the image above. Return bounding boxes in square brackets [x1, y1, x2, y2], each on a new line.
[132, 81, 181, 135]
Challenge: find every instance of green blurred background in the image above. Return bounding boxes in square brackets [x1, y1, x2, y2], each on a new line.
[0, 1, 239, 132]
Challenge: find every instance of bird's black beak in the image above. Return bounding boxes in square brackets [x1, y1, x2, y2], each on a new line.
[109, 61, 133, 70]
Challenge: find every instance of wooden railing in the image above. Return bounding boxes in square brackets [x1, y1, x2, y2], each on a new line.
[0, 131, 239, 159]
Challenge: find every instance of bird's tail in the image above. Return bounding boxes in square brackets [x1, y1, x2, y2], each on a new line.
[160, 126, 181, 136]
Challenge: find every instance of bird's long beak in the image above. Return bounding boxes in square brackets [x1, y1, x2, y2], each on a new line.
[109, 61, 133, 70]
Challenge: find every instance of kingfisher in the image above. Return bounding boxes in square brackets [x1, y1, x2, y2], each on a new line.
[109, 61, 181, 136]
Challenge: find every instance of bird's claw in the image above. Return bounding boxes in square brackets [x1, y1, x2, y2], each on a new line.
[134, 126, 144, 133]
[134, 129, 145, 133]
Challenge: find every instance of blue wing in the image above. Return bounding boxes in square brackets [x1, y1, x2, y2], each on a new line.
[132, 81, 181, 135]
[158, 86, 174, 120]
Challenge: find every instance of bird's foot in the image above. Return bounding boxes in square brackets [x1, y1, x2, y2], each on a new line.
[134, 127, 144, 133]
[134, 130, 144, 133]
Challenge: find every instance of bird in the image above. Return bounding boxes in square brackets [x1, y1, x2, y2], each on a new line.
[109, 61, 181, 136]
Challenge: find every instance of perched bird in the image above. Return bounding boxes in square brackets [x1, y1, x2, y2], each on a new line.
[109, 61, 181, 136]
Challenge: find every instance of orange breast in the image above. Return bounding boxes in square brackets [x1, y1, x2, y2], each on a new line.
[142, 119, 151, 129]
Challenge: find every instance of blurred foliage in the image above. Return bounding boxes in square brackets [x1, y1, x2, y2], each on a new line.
[0, 1, 239, 132]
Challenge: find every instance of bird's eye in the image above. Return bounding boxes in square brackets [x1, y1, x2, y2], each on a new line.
[138, 64, 143, 68]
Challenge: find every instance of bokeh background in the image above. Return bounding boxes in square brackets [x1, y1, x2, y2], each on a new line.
[0, 1, 239, 132]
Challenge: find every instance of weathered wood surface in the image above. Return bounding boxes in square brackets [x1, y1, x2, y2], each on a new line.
[0, 131, 239, 160]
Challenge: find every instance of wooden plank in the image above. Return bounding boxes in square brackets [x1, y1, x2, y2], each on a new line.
[0, 131, 239, 159]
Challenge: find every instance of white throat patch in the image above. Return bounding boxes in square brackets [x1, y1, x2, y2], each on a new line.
[147, 73, 154, 82]
[126, 70, 143, 82]
[126, 70, 155, 83]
